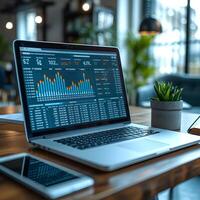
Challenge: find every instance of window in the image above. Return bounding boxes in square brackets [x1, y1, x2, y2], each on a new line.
[145, 0, 200, 74]
[17, 9, 37, 40]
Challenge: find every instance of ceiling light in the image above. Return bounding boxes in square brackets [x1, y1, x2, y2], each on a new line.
[82, 2, 90, 12]
[35, 16, 43, 24]
[139, 17, 162, 35]
[6, 22, 13, 30]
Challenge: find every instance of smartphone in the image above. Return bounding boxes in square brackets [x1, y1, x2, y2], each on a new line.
[0, 153, 94, 199]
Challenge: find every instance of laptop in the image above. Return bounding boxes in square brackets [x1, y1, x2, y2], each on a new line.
[13, 40, 200, 171]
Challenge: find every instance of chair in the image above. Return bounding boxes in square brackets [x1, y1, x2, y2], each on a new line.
[136, 74, 200, 112]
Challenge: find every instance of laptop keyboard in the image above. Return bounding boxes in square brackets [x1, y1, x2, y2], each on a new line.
[55, 126, 159, 150]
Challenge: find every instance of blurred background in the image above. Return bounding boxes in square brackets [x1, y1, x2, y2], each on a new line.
[0, 0, 200, 109]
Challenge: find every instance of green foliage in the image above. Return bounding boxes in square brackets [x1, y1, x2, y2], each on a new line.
[77, 23, 116, 46]
[126, 33, 155, 90]
[78, 24, 98, 45]
[153, 81, 183, 101]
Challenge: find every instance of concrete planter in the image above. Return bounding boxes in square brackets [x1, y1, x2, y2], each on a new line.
[151, 100, 183, 131]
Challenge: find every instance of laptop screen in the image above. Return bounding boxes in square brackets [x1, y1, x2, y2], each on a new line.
[16, 42, 130, 137]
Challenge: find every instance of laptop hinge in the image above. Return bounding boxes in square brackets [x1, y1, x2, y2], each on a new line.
[123, 121, 131, 124]
[30, 135, 47, 142]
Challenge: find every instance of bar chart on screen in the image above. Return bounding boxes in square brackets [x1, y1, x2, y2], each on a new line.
[19, 47, 128, 130]
[35, 72, 95, 102]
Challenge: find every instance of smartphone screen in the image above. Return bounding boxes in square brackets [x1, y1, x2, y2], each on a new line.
[1, 155, 78, 187]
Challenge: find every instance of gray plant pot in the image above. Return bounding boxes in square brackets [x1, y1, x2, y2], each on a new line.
[151, 100, 183, 131]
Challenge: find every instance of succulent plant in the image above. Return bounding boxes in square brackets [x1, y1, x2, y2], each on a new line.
[153, 81, 183, 101]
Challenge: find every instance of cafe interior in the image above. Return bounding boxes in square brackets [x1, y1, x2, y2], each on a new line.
[0, 0, 200, 200]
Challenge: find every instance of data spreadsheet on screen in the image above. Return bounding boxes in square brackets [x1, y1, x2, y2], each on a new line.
[19, 47, 127, 132]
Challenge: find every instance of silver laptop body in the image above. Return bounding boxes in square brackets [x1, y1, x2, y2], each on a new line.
[13, 40, 200, 171]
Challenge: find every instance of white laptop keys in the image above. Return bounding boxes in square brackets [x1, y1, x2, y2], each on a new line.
[13, 40, 200, 171]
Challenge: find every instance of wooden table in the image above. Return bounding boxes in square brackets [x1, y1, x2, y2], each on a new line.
[0, 106, 200, 200]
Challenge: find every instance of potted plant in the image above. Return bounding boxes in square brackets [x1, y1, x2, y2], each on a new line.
[151, 81, 183, 130]
[125, 34, 155, 104]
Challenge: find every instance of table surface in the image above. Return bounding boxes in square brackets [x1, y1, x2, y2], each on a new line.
[0, 106, 200, 200]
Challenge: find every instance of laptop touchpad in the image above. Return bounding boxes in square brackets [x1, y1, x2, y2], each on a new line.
[119, 139, 169, 153]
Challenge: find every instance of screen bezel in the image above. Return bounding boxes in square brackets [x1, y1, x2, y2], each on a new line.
[13, 40, 131, 139]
